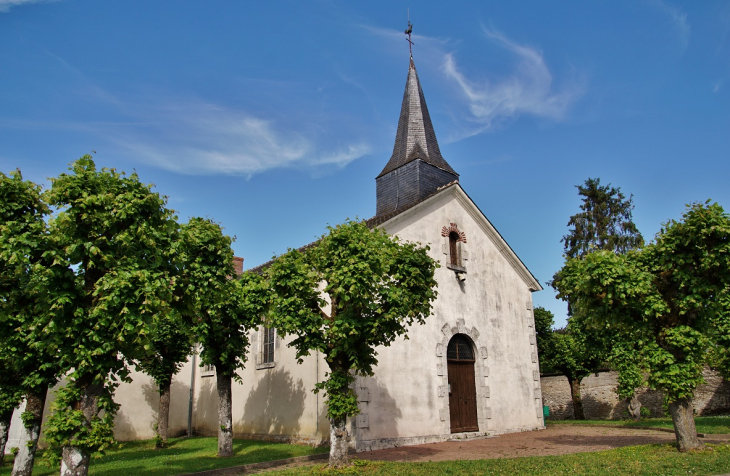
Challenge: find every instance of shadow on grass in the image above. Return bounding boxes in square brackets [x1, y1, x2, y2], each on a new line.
[0, 437, 328, 476]
[94, 438, 326, 476]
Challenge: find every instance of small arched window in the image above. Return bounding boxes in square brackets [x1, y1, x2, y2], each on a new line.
[441, 223, 467, 271]
[449, 231, 460, 266]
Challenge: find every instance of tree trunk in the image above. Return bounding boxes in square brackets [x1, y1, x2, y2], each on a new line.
[328, 415, 349, 468]
[60, 383, 103, 476]
[0, 408, 13, 465]
[11, 387, 46, 476]
[60, 446, 90, 476]
[216, 372, 233, 457]
[568, 378, 585, 420]
[157, 379, 172, 444]
[627, 395, 642, 421]
[668, 398, 704, 452]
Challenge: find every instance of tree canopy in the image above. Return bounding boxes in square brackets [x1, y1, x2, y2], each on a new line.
[554, 201, 730, 451]
[561, 177, 644, 260]
[39, 156, 179, 474]
[0, 170, 65, 475]
[180, 217, 267, 457]
[549, 178, 643, 420]
[267, 220, 438, 467]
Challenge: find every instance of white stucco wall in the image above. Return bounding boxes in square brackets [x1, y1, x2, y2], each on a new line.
[190, 333, 328, 444]
[354, 186, 544, 450]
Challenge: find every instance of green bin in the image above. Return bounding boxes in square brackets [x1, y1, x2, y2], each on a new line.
[543, 406, 550, 418]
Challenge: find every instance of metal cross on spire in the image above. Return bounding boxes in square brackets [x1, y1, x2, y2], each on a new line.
[405, 9, 414, 57]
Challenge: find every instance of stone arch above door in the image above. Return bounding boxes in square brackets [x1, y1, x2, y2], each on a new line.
[435, 318, 491, 433]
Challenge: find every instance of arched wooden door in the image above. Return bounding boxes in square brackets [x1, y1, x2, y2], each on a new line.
[447, 334, 479, 433]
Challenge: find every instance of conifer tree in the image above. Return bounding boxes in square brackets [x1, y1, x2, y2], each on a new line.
[551, 178, 643, 419]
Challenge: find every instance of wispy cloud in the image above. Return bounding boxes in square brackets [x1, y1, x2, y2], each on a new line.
[109, 99, 370, 177]
[0, 0, 58, 13]
[442, 28, 584, 138]
[13, 53, 371, 177]
[648, 0, 690, 52]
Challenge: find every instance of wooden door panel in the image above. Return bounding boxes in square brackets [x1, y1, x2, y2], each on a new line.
[448, 361, 478, 433]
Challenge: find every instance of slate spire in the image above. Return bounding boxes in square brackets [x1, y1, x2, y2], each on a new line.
[377, 57, 457, 178]
[375, 57, 458, 216]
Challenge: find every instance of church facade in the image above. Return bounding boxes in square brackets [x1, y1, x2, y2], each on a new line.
[6, 56, 544, 453]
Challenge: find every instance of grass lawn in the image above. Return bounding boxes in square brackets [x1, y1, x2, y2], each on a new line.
[0, 437, 328, 476]
[548, 415, 730, 434]
[272, 443, 730, 475]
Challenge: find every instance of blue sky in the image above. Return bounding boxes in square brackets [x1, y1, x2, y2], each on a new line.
[2, 1, 729, 327]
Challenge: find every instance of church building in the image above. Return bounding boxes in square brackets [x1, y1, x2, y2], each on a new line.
[7, 55, 545, 453]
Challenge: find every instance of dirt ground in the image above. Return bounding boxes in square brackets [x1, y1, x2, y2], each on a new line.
[354, 426, 730, 463]
[255, 426, 730, 473]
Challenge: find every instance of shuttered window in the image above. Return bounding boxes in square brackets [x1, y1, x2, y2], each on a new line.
[262, 327, 275, 364]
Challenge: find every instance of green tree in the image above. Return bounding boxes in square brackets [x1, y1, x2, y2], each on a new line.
[40, 156, 178, 475]
[548, 325, 606, 420]
[561, 177, 644, 260]
[267, 220, 438, 467]
[180, 217, 267, 457]
[533, 306, 557, 374]
[550, 178, 644, 419]
[0, 170, 65, 476]
[555, 201, 730, 451]
[607, 340, 647, 420]
[135, 314, 193, 445]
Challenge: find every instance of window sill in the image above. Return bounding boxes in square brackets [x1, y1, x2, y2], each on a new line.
[446, 264, 467, 273]
[201, 372, 215, 378]
[255, 362, 276, 370]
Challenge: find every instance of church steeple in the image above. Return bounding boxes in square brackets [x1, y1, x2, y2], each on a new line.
[376, 57, 458, 216]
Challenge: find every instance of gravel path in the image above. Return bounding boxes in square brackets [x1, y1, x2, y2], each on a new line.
[354, 426, 730, 463]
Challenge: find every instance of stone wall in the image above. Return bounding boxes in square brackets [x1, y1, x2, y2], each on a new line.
[542, 368, 730, 420]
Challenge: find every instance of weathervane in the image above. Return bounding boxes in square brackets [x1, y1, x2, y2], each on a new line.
[405, 9, 414, 56]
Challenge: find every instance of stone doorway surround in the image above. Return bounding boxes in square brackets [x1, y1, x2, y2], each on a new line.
[437, 318, 490, 434]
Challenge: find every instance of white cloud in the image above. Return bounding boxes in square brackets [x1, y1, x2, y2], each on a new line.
[648, 0, 691, 52]
[0, 0, 58, 13]
[21, 52, 371, 176]
[442, 28, 584, 137]
[110, 100, 370, 177]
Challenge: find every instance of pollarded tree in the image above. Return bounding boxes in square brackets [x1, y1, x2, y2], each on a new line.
[41, 156, 179, 475]
[555, 201, 730, 451]
[180, 217, 267, 457]
[267, 220, 438, 468]
[0, 170, 65, 476]
[135, 314, 193, 445]
[545, 324, 607, 420]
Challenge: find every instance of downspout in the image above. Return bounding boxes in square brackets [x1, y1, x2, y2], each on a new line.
[187, 345, 197, 437]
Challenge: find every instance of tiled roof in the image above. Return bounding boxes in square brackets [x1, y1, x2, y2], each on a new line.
[377, 57, 457, 178]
